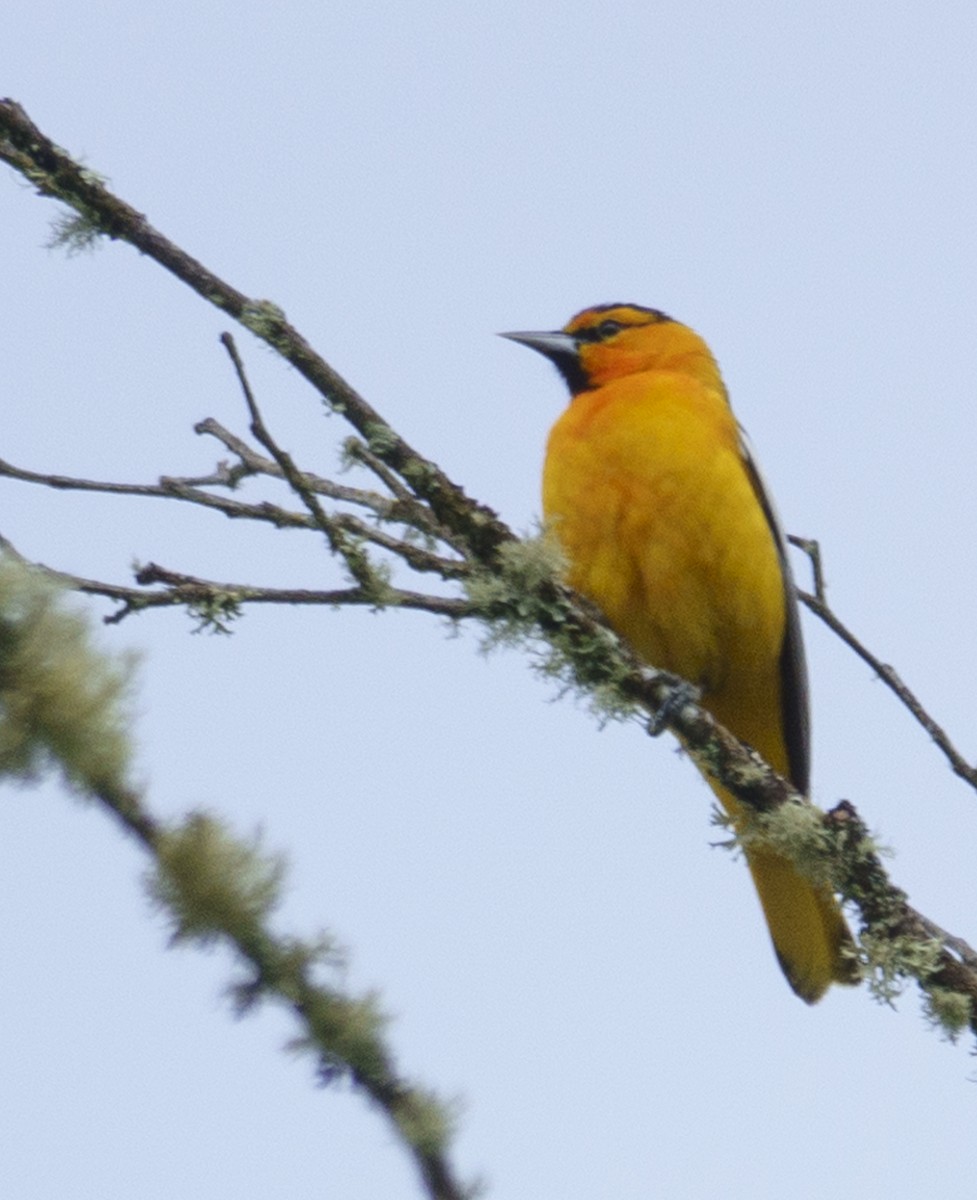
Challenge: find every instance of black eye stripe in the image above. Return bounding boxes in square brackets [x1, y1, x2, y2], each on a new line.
[571, 305, 671, 344]
[575, 319, 623, 344]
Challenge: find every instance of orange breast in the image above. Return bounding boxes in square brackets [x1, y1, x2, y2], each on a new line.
[542, 368, 787, 767]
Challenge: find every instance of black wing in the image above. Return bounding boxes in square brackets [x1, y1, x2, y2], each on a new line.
[738, 428, 811, 794]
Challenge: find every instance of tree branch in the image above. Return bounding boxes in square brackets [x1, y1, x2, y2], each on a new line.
[791, 536, 977, 792]
[0, 97, 511, 565]
[0, 535, 472, 629]
[3, 96, 976, 1052]
[0, 557, 475, 1200]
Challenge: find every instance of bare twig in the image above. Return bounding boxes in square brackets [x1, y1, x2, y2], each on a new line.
[134, 561, 470, 619]
[788, 534, 827, 602]
[341, 435, 470, 555]
[194, 418, 402, 518]
[221, 332, 392, 595]
[791, 537, 977, 793]
[0, 97, 512, 567]
[0, 436, 468, 586]
[0, 535, 473, 628]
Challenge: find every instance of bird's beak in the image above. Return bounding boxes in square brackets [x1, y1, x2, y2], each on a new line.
[498, 330, 578, 361]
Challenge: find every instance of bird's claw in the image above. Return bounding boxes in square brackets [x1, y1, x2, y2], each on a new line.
[646, 676, 700, 736]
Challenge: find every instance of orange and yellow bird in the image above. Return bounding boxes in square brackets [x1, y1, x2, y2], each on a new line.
[503, 303, 856, 1002]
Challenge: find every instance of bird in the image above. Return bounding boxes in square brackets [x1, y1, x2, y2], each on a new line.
[502, 303, 857, 1002]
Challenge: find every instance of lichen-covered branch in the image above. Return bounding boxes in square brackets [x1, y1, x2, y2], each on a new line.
[0, 560, 474, 1200]
[3, 95, 976, 1048]
[0, 97, 510, 565]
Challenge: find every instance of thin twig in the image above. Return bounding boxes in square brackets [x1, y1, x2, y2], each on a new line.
[195, 418, 405, 519]
[221, 333, 386, 593]
[0, 98, 511, 566]
[344, 436, 427, 506]
[791, 535, 977, 792]
[788, 534, 826, 601]
[800, 587, 977, 789]
[134, 562, 472, 618]
[0, 450, 466, 579]
[0, 535, 473, 626]
[341, 436, 468, 554]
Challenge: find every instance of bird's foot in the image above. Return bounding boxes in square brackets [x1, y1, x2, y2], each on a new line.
[645, 675, 701, 736]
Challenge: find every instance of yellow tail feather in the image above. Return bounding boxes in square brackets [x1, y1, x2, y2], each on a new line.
[744, 844, 857, 1003]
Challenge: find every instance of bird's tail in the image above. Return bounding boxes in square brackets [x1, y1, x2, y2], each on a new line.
[738, 834, 858, 1003]
[697, 712, 859, 1001]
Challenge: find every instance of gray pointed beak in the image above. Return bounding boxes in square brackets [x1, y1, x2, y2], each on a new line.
[501, 328, 586, 395]
[498, 330, 578, 359]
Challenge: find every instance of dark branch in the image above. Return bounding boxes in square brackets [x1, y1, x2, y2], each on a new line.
[0, 97, 511, 567]
[3, 95, 976, 1047]
[791, 537, 977, 793]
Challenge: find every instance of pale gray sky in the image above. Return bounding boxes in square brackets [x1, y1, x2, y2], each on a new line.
[3, 3, 977, 1197]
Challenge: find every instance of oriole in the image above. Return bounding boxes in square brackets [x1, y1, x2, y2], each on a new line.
[503, 303, 857, 1002]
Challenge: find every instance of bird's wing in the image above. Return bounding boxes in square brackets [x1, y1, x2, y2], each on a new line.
[738, 426, 811, 793]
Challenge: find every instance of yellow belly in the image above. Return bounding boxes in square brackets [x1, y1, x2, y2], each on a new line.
[543, 369, 787, 764]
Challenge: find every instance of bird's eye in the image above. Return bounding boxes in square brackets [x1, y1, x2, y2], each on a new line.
[596, 319, 623, 339]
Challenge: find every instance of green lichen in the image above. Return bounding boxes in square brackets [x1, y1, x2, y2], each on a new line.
[401, 457, 439, 489]
[240, 300, 288, 345]
[356, 558, 396, 608]
[46, 208, 104, 255]
[363, 422, 399, 458]
[0, 559, 135, 794]
[188, 590, 243, 634]
[738, 799, 839, 890]
[147, 812, 286, 946]
[464, 535, 566, 629]
[921, 984, 973, 1041]
[390, 1087, 456, 1158]
[465, 534, 640, 723]
[860, 927, 943, 1005]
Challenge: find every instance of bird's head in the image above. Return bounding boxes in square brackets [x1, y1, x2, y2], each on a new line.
[501, 303, 722, 396]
